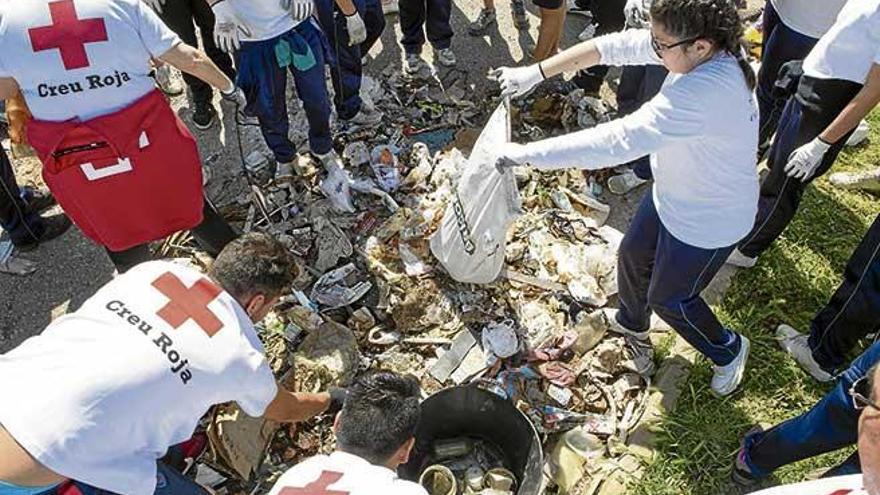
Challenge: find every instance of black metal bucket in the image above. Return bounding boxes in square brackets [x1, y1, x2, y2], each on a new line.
[400, 385, 544, 495]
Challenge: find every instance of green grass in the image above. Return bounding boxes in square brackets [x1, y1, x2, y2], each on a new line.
[632, 110, 880, 495]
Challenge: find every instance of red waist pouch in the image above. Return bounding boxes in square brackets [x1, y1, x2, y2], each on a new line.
[27, 90, 204, 252]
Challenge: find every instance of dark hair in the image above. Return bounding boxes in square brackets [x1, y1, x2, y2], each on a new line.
[208, 232, 298, 304]
[650, 0, 756, 90]
[336, 370, 422, 465]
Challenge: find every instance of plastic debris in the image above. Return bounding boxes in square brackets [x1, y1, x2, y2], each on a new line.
[309, 263, 372, 309]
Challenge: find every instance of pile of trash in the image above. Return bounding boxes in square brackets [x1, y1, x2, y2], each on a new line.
[164, 71, 653, 495]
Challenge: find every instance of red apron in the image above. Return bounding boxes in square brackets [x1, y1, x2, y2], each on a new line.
[27, 90, 204, 252]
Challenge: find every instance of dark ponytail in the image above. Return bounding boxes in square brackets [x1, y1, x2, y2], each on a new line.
[650, 0, 756, 90]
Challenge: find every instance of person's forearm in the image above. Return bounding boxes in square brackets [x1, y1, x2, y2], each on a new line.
[537, 39, 601, 79]
[264, 391, 331, 423]
[159, 43, 234, 91]
[335, 0, 357, 15]
[819, 65, 880, 144]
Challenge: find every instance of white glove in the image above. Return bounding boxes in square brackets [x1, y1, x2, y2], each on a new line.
[212, 1, 251, 53]
[623, 0, 649, 28]
[490, 65, 545, 98]
[282, 0, 316, 21]
[345, 12, 367, 46]
[496, 142, 530, 170]
[784, 137, 831, 181]
[143, 0, 165, 14]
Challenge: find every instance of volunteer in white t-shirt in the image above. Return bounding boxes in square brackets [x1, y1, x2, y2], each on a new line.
[269, 371, 427, 495]
[756, 0, 847, 148]
[733, 350, 880, 492]
[207, 0, 348, 195]
[0, 233, 343, 495]
[493, 0, 758, 396]
[731, 0, 880, 268]
[0, 0, 248, 273]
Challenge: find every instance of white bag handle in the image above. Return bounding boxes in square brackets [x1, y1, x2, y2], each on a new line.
[80, 157, 133, 181]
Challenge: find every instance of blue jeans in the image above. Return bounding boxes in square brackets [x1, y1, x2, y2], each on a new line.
[316, 0, 385, 119]
[757, 0, 818, 148]
[235, 21, 333, 161]
[741, 341, 880, 477]
[616, 190, 741, 366]
[809, 214, 880, 371]
[399, 0, 452, 54]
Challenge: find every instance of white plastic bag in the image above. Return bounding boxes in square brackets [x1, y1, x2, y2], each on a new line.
[430, 100, 522, 284]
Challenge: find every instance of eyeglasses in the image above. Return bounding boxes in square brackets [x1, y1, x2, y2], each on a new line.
[849, 376, 880, 411]
[651, 32, 701, 56]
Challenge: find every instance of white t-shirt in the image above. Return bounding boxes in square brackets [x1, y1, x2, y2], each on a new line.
[0, 0, 180, 122]
[268, 452, 428, 495]
[0, 261, 278, 495]
[227, 0, 298, 42]
[803, 0, 880, 84]
[515, 30, 759, 249]
[770, 0, 847, 39]
[750, 474, 866, 494]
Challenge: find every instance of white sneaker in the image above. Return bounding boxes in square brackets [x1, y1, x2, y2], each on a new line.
[775, 324, 834, 382]
[155, 65, 183, 96]
[726, 248, 757, 268]
[404, 53, 429, 75]
[711, 335, 750, 396]
[577, 23, 598, 42]
[828, 168, 880, 193]
[846, 120, 870, 147]
[600, 308, 648, 339]
[567, 0, 593, 17]
[600, 308, 655, 377]
[435, 47, 457, 67]
[275, 161, 294, 183]
[607, 170, 647, 195]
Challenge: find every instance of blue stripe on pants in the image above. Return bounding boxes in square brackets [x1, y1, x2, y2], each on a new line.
[316, 0, 385, 119]
[235, 21, 333, 162]
[742, 340, 880, 477]
[616, 190, 741, 366]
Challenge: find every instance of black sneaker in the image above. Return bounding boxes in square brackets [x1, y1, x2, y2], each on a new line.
[192, 102, 217, 130]
[14, 213, 72, 252]
[23, 187, 56, 213]
[731, 425, 764, 486]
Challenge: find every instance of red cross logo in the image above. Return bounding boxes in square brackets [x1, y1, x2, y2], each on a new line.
[28, 0, 108, 70]
[279, 472, 349, 495]
[152, 272, 224, 337]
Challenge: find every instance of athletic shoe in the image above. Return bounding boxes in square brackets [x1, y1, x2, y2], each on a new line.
[726, 248, 757, 268]
[435, 48, 457, 67]
[343, 107, 384, 127]
[192, 102, 217, 130]
[600, 308, 655, 377]
[14, 213, 72, 252]
[405, 53, 429, 75]
[23, 187, 56, 213]
[577, 22, 598, 41]
[155, 65, 184, 96]
[382, 0, 399, 15]
[829, 168, 880, 194]
[775, 324, 835, 382]
[567, 0, 593, 17]
[711, 335, 750, 396]
[275, 161, 294, 183]
[731, 425, 764, 486]
[468, 8, 497, 35]
[607, 170, 648, 195]
[511, 0, 529, 29]
[846, 120, 870, 147]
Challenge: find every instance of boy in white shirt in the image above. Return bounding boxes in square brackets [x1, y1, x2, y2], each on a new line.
[269, 371, 427, 495]
[0, 233, 341, 495]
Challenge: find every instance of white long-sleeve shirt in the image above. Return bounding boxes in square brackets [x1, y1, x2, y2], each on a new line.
[514, 30, 759, 249]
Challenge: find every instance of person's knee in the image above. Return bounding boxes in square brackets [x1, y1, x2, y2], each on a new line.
[647, 288, 684, 316]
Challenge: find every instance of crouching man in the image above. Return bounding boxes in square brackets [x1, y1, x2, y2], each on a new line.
[0, 233, 340, 495]
[268, 370, 428, 495]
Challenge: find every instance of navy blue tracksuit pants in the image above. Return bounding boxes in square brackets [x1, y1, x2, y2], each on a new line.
[235, 21, 333, 162]
[399, 0, 452, 55]
[741, 340, 880, 477]
[615, 64, 667, 180]
[616, 190, 742, 366]
[809, 214, 880, 371]
[738, 75, 863, 259]
[316, 0, 386, 119]
[757, 0, 819, 149]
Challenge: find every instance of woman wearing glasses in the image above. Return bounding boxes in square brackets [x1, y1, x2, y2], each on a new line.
[492, 0, 758, 396]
